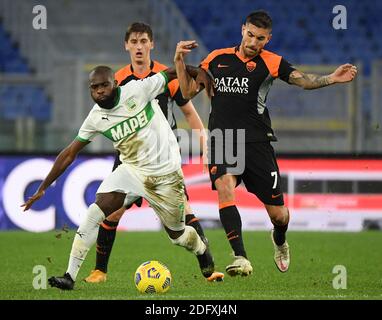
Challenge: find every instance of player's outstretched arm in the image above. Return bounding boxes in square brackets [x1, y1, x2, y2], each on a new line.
[174, 40, 198, 99]
[288, 63, 357, 90]
[162, 67, 178, 83]
[21, 139, 89, 211]
[174, 40, 214, 99]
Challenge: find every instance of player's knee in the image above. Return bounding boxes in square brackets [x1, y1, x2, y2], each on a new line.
[169, 226, 206, 255]
[272, 216, 287, 226]
[216, 182, 235, 202]
[267, 205, 289, 226]
[106, 207, 125, 222]
[95, 193, 125, 217]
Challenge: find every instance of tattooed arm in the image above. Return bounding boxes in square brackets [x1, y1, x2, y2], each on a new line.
[288, 63, 357, 90]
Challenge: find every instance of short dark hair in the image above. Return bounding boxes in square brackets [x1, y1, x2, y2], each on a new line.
[125, 22, 153, 42]
[89, 65, 114, 79]
[245, 11, 272, 30]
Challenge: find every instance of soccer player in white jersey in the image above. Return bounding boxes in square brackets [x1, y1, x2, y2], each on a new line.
[21, 66, 219, 290]
[85, 22, 216, 284]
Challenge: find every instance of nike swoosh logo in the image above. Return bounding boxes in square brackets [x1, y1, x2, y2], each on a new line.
[271, 193, 282, 199]
[217, 64, 229, 68]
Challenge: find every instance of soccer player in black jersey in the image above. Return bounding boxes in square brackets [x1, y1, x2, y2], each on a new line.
[175, 11, 357, 276]
[85, 22, 223, 283]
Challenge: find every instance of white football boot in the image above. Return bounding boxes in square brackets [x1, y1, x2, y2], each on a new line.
[271, 229, 290, 272]
[225, 255, 253, 276]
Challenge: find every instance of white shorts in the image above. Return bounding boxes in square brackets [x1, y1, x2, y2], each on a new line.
[97, 164, 187, 231]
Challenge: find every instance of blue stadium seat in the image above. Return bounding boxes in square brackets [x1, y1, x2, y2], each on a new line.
[174, 0, 382, 69]
[0, 84, 52, 121]
[3, 59, 29, 73]
[1, 24, 52, 121]
[0, 24, 29, 73]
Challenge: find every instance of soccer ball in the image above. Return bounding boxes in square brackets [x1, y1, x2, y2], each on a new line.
[134, 260, 172, 294]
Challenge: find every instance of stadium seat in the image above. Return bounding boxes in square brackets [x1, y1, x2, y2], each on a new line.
[173, 0, 382, 68]
[0, 24, 52, 121]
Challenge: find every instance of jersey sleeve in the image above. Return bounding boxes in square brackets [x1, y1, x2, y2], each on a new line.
[200, 53, 213, 71]
[76, 112, 98, 142]
[278, 58, 296, 83]
[200, 48, 236, 72]
[114, 65, 131, 86]
[168, 79, 189, 106]
[134, 72, 169, 102]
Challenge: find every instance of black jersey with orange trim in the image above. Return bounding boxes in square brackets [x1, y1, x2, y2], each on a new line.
[115, 60, 189, 130]
[200, 47, 295, 142]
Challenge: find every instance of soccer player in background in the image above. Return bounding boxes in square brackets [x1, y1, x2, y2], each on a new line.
[21, 65, 219, 290]
[174, 11, 357, 276]
[84, 22, 223, 283]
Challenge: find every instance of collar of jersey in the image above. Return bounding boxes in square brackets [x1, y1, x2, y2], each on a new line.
[130, 60, 154, 79]
[235, 45, 259, 63]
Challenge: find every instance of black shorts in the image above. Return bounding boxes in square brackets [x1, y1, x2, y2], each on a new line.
[208, 141, 284, 206]
[112, 152, 189, 209]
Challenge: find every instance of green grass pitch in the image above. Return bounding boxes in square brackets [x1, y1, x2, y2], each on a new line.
[1, 230, 381, 300]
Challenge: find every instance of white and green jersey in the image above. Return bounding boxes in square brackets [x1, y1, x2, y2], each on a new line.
[76, 72, 181, 176]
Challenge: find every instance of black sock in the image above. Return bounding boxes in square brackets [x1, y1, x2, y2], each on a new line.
[273, 223, 288, 246]
[185, 214, 206, 240]
[219, 205, 247, 258]
[95, 219, 119, 273]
